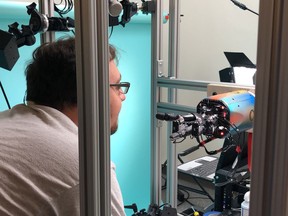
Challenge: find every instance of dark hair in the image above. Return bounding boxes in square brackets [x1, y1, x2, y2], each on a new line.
[25, 37, 117, 111]
[109, 44, 117, 63]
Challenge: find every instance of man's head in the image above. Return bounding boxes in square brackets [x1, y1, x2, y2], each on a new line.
[25, 37, 127, 133]
[25, 37, 77, 111]
[109, 49, 127, 134]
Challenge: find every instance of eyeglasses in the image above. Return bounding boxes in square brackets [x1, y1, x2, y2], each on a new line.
[110, 82, 130, 94]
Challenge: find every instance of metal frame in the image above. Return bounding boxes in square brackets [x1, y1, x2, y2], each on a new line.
[74, 0, 110, 215]
[70, 0, 288, 214]
[250, 0, 288, 215]
[156, 79, 212, 209]
[39, 1, 118, 213]
[150, 0, 164, 206]
[165, 0, 181, 208]
[153, 0, 288, 215]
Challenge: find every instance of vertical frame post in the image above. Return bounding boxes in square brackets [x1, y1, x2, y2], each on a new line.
[151, 0, 164, 206]
[250, 0, 288, 215]
[74, 0, 111, 215]
[167, 0, 181, 208]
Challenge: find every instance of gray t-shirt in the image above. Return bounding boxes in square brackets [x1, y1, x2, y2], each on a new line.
[0, 103, 125, 216]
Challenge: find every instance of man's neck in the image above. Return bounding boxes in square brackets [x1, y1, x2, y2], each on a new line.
[62, 105, 78, 126]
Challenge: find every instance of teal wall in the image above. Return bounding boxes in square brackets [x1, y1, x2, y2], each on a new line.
[109, 21, 152, 214]
[0, 1, 151, 215]
[0, 2, 39, 110]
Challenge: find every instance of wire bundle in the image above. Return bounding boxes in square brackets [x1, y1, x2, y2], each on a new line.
[54, 0, 74, 16]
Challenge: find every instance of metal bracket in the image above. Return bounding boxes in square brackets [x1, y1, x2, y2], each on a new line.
[157, 59, 164, 77]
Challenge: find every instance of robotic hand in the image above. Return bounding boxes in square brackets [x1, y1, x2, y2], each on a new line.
[157, 90, 255, 147]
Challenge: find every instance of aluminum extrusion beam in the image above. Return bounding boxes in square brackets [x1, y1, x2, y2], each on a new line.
[157, 102, 197, 114]
[150, 0, 164, 206]
[250, 0, 288, 215]
[167, 0, 181, 208]
[74, 0, 111, 215]
[157, 77, 212, 91]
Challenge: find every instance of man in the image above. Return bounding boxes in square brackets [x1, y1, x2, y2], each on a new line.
[0, 37, 129, 215]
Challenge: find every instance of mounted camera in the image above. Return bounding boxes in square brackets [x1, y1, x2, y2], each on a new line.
[0, 2, 74, 71]
[27, 2, 74, 33]
[109, 0, 155, 27]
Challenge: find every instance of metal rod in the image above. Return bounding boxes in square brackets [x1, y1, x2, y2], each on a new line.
[0, 81, 11, 109]
[38, 0, 55, 43]
[74, 0, 110, 215]
[167, 0, 181, 208]
[157, 102, 197, 114]
[250, 0, 288, 215]
[150, 0, 164, 206]
[157, 77, 212, 91]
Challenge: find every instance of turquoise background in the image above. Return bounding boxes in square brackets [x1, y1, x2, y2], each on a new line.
[0, 1, 151, 214]
[109, 18, 152, 215]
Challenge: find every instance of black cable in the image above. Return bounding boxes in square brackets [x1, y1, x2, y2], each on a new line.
[158, 203, 171, 209]
[177, 188, 190, 207]
[178, 155, 184, 164]
[182, 188, 190, 200]
[230, 0, 259, 15]
[54, 8, 75, 36]
[191, 176, 214, 202]
[0, 81, 11, 109]
[161, 161, 167, 190]
[161, 175, 167, 190]
[173, 137, 186, 144]
[23, 91, 27, 104]
[177, 199, 185, 207]
[54, 0, 73, 15]
[178, 143, 201, 164]
[109, 26, 114, 38]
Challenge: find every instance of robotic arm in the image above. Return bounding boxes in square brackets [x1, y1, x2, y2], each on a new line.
[157, 90, 255, 147]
